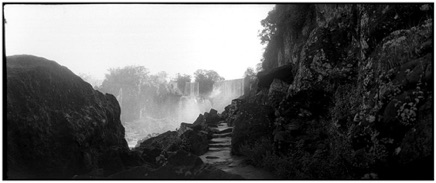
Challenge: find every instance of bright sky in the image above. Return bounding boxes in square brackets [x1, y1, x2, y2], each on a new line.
[5, 4, 275, 82]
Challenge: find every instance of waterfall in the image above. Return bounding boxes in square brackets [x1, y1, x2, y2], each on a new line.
[210, 78, 245, 112]
[116, 88, 123, 108]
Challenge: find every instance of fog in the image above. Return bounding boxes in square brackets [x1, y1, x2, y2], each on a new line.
[98, 75, 246, 148]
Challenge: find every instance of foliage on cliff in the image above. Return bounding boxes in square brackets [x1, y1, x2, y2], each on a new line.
[194, 69, 225, 97]
[236, 4, 433, 179]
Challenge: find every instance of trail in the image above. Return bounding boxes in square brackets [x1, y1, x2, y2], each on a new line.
[199, 121, 278, 179]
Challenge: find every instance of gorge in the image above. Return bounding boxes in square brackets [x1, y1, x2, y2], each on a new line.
[5, 3, 434, 180]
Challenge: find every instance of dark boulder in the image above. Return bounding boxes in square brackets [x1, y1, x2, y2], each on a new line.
[6, 55, 132, 179]
[133, 131, 180, 165]
[192, 114, 205, 126]
[204, 109, 222, 126]
[257, 64, 293, 88]
[180, 129, 209, 156]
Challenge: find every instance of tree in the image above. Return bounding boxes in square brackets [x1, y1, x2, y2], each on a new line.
[99, 65, 150, 122]
[194, 69, 224, 97]
[174, 73, 191, 94]
[244, 67, 256, 79]
[78, 73, 102, 88]
[244, 67, 257, 94]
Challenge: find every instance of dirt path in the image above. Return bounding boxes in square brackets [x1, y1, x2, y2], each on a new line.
[200, 122, 278, 179]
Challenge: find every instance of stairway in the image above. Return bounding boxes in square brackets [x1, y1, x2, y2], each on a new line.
[200, 121, 233, 164]
[199, 121, 277, 179]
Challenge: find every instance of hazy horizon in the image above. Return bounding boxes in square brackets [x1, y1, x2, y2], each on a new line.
[5, 4, 275, 83]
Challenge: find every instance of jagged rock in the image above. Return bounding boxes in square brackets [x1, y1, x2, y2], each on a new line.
[223, 99, 246, 126]
[257, 64, 294, 88]
[192, 114, 205, 126]
[177, 122, 202, 136]
[204, 109, 221, 125]
[180, 129, 209, 156]
[230, 103, 274, 155]
[6, 55, 133, 179]
[133, 131, 180, 165]
[268, 79, 290, 108]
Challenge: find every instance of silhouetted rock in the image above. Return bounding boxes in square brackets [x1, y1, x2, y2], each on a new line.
[6, 55, 133, 179]
[193, 114, 205, 126]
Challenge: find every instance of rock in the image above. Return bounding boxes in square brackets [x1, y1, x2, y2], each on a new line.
[257, 64, 294, 88]
[268, 79, 290, 108]
[6, 55, 132, 179]
[230, 103, 274, 155]
[167, 149, 204, 167]
[238, 4, 432, 179]
[141, 147, 162, 165]
[204, 109, 221, 125]
[180, 129, 209, 156]
[223, 99, 246, 126]
[133, 131, 180, 165]
[209, 108, 218, 116]
[192, 114, 205, 126]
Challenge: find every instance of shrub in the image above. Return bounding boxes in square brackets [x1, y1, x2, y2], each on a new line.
[239, 137, 273, 166]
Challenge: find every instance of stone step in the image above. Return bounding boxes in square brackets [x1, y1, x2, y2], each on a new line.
[215, 128, 232, 134]
[209, 140, 231, 146]
[208, 147, 231, 152]
[212, 132, 232, 138]
[209, 137, 231, 144]
[209, 143, 231, 148]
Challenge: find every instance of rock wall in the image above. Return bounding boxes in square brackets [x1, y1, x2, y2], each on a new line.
[236, 4, 433, 179]
[6, 55, 138, 179]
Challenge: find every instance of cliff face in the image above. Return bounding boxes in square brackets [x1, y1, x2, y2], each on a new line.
[233, 4, 433, 179]
[6, 55, 137, 179]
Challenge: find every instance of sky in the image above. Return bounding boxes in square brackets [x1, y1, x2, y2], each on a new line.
[5, 4, 275, 83]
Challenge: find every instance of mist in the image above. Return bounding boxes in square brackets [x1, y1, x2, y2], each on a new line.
[88, 69, 246, 148]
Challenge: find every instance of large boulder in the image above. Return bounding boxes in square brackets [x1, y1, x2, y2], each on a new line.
[180, 129, 209, 156]
[133, 131, 180, 165]
[231, 103, 275, 155]
[268, 78, 290, 108]
[6, 55, 134, 179]
[257, 64, 294, 88]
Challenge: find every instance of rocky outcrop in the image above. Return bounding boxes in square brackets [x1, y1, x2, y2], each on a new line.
[133, 131, 180, 165]
[6, 55, 139, 179]
[257, 64, 293, 88]
[180, 128, 209, 156]
[229, 103, 274, 155]
[230, 4, 433, 179]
